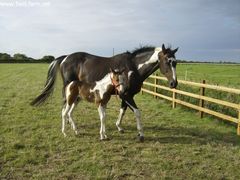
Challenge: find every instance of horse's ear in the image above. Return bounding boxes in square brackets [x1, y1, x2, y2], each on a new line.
[173, 47, 179, 54]
[162, 44, 166, 54]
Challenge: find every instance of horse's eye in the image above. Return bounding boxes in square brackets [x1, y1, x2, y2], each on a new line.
[165, 60, 171, 65]
[172, 61, 177, 66]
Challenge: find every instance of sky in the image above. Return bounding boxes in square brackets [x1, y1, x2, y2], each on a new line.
[0, 0, 239, 62]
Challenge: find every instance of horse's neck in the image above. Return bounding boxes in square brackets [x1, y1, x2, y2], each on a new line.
[133, 51, 159, 81]
[141, 63, 159, 81]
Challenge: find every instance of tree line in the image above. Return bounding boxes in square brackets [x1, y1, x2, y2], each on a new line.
[1, 52, 238, 64]
[0, 53, 55, 63]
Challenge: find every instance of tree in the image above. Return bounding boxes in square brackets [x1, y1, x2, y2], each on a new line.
[40, 55, 55, 63]
[0, 53, 12, 60]
[13, 53, 28, 60]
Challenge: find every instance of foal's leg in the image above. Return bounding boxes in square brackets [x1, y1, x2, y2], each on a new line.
[62, 103, 71, 137]
[67, 98, 80, 135]
[61, 81, 78, 137]
[98, 104, 107, 140]
[116, 100, 127, 133]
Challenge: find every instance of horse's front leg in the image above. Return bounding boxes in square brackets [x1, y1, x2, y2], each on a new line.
[98, 104, 107, 140]
[116, 100, 127, 133]
[124, 96, 144, 142]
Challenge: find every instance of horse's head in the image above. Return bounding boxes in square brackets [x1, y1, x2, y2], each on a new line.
[110, 68, 128, 95]
[158, 44, 179, 88]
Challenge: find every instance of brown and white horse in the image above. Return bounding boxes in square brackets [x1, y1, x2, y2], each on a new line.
[31, 44, 178, 142]
[60, 68, 128, 139]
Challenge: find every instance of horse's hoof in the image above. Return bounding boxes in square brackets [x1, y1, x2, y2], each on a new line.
[119, 129, 124, 134]
[139, 136, 144, 142]
[75, 130, 79, 135]
[100, 137, 110, 141]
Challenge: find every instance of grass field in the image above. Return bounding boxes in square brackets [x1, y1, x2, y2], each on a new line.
[1, 63, 240, 179]
[177, 63, 240, 88]
[156, 63, 240, 88]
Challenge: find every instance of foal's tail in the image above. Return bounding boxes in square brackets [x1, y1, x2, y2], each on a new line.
[30, 55, 67, 106]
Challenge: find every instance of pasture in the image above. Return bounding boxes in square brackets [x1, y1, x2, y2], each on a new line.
[1, 63, 240, 179]
[177, 63, 240, 88]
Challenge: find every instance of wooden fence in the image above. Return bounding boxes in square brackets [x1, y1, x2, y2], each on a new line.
[141, 75, 240, 135]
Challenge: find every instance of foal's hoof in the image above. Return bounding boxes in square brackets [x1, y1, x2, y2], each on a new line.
[100, 137, 110, 141]
[119, 129, 125, 134]
[100, 134, 110, 141]
[138, 136, 144, 142]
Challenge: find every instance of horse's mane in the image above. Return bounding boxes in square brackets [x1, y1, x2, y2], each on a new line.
[129, 46, 155, 56]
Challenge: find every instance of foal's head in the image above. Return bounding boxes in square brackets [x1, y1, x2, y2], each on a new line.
[158, 44, 178, 88]
[110, 68, 128, 95]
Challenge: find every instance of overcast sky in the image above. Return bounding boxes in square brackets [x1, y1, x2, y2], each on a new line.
[0, 0, 239, 62]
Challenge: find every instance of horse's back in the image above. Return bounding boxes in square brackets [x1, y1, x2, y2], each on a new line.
[60, 51, 133, 88]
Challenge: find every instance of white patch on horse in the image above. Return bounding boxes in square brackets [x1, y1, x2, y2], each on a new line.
[169, 57, 177, 81]
[171, 66, 176, 81]
[124, 101, 144, 137]
[137, 47, 162, 70]
[98, 105, 107, 140]
[66, 81, 74, 100]
[90, 74, 112, 99]
[60, 55, 69, 66]
[128, 71, 133, 79]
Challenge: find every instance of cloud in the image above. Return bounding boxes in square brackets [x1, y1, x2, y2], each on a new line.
[0, 0, 239, 62]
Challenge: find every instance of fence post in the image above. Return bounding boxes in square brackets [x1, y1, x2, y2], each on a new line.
[199, 80, 206, 118]
[172, 89, 176, 108]
[154, 76, 158, 99]
[238, 108, 240, 135]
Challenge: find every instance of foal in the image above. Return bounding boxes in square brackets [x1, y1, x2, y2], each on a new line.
[61, 68, 128, 140]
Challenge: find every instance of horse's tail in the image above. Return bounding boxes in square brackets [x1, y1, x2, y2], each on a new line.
[30, 55, 67, 106]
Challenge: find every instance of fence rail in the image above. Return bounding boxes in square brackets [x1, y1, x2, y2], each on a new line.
[141, 75, 240, 135]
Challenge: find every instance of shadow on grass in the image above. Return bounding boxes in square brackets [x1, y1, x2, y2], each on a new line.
[65, 119, 240, 146]
[145, 125, 240, 146]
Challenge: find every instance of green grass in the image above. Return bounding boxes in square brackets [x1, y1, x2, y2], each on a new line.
[1, 64, 240, 179]
[177, 63, 240, 88]
[156, 63, 240, 88]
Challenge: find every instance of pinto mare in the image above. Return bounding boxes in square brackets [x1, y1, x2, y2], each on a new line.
[31, 44, 178, 142]
[115, 44, 178, 141]
[30, 53, 129, 140]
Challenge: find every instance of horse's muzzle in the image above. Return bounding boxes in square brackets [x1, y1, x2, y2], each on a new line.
[169, 80, 178, 89]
